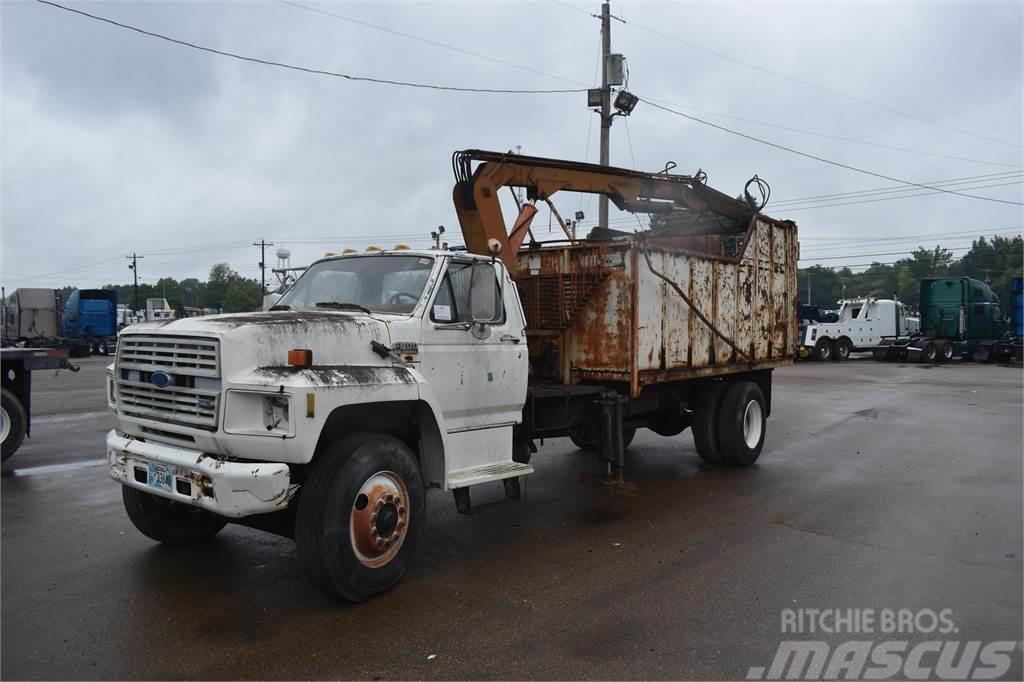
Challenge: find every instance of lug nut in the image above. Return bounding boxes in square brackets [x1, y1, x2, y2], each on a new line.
[375, 499, 384, 510]
[370, 512, 378, 522]
[398, 506, 406, 516]
[385, 493, 395, 503]
[376, 537, 385, 546]
[370, 526, 378, 536]
[397, 520, 405, 529]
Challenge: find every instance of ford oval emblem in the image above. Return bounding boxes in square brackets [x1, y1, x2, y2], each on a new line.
[150, 371, 172, 388]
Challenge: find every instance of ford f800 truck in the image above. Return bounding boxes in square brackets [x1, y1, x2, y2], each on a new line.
[106, 151, 799, 600]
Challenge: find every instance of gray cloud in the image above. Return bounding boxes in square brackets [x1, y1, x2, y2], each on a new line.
[2, 0, 1021, 291]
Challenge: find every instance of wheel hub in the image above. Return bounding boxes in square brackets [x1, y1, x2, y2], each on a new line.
[350, 471, 409, 568]
[742, 399, 763, 449]
[0, 405, 10, 444]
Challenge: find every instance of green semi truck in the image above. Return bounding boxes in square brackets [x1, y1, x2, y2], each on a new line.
[873, 277, 1022, 363]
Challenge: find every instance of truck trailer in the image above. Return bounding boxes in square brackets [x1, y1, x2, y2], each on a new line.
[104, 150, 799, 600]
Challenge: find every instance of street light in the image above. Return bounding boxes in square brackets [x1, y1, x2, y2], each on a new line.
[613, 90, 639, 115]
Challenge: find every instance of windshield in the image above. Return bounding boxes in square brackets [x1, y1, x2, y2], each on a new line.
[276, 255, 434, 314]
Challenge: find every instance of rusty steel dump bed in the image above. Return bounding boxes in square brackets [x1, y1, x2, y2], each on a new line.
[515, 215, 799, 397]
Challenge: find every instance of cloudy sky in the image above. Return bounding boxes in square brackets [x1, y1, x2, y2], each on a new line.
[2, 0, 1021, 292]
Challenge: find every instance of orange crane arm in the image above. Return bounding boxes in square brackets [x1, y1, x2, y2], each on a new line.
[452, 149, 757, 272]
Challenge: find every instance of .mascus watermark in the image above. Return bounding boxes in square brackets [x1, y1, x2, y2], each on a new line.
[746, 608, 1021, 680]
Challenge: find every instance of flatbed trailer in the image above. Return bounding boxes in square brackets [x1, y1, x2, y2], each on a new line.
[1, 346, 77, 460]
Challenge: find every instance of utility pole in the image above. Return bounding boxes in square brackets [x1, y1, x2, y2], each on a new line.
[806, 272, 812, 305]
[126, 253, 144, 314]
[253, 239, 274, 293]
[598, 0, 611, 231]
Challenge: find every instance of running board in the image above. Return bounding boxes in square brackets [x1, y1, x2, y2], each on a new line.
[447, 461, 533, 489]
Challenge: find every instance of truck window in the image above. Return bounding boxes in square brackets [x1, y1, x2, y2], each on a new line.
[850, 305, 862, 319]
[431, 261, 504, 323]
[277, 255, 433, 314]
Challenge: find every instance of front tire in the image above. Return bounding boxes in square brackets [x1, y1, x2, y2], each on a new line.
[716, 381, 767, 467]
[122, 486, 227, 544]
[295, 433, 424, 602]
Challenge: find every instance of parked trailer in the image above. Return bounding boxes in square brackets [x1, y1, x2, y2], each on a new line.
[873, 277, 1019, 363]
[1, 345, 77, 460]
[104, 150, 799, 600]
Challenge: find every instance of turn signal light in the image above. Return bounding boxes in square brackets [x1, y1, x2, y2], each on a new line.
[288, 349, 313, 367]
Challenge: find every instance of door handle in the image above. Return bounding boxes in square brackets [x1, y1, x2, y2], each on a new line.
[500, 335, 521, 344]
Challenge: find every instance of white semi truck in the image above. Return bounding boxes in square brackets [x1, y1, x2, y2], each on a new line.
[106, 151, 800, 600]
[801, 297, 919, 361]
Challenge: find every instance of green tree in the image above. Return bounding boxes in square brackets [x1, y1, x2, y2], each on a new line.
[222, 278, 263, 312]
[179, 278, 206, 307]
[204, 263, 236, 310]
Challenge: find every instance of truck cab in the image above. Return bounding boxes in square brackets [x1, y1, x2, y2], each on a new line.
[107, 250, 528, 600]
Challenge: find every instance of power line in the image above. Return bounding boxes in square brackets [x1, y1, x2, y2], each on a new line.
[638, 95, 1021, 169]
[802, 246, 976, 262]
[638, 97, 1024, 207]
[610, 16, 1022, 149]
[34, 0, 587, 95]
[277, 0, 587, 87]
[771, 171, 1023, 206]
[781, 179, 1023, 212]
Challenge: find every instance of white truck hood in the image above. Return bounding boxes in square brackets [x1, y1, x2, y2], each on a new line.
[120, 310, 393, 378]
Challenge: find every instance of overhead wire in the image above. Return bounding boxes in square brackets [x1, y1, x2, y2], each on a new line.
[638, 98, 1024, 206]
[276, 0, 588, 87]
[605, 13, 1023, 149]
[33, 0, 587, 95]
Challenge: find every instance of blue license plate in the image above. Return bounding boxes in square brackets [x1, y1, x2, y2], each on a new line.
[146, 462, 173, 493]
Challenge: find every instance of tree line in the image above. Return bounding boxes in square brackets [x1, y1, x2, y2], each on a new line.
[798, 235, 1022, 311]
[68, 263, 265, 313]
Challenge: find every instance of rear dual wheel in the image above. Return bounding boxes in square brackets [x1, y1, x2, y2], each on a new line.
[692, 381, 766, 467]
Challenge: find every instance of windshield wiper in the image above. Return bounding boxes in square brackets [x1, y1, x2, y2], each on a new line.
[268, 304, 291, 311]
[315, 301, 372, 313]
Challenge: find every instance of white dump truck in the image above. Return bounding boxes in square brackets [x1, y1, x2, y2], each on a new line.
[801, 297, 919, 361]
[106, 151, 799, 600]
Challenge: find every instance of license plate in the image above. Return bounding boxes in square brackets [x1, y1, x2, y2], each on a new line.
[146, 462, 173, 493]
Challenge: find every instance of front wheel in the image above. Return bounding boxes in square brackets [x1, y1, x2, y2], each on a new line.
[716, 381, 767, 467]
[295, 433, 424, 602]
[122, 486, 227, 544]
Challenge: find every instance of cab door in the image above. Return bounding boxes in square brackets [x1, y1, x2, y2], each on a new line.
[419, 258, 527, 434]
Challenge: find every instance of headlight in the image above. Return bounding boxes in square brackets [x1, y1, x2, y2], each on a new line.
[224, 391, 293, 437]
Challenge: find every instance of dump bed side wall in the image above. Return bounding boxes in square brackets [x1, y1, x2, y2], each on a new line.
[636, 217, 798, 374]
[515, 217, 798, 394]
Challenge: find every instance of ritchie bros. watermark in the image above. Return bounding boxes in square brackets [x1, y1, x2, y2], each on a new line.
[746, 608, 1021, 680]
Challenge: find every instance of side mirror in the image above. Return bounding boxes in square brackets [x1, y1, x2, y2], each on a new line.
[469, 262, 497, 323]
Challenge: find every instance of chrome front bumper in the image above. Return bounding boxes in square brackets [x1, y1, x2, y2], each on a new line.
[106, 430, 293, 518]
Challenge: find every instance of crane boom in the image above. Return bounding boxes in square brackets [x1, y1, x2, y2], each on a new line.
[452, 149, 761, 272]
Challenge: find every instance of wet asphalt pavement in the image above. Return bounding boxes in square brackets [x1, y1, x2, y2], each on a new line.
[2, 356, 1022, 680]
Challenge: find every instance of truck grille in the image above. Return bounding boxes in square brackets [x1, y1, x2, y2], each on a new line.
[116, 335, 221, 430]
[118, 336, 219, 377]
